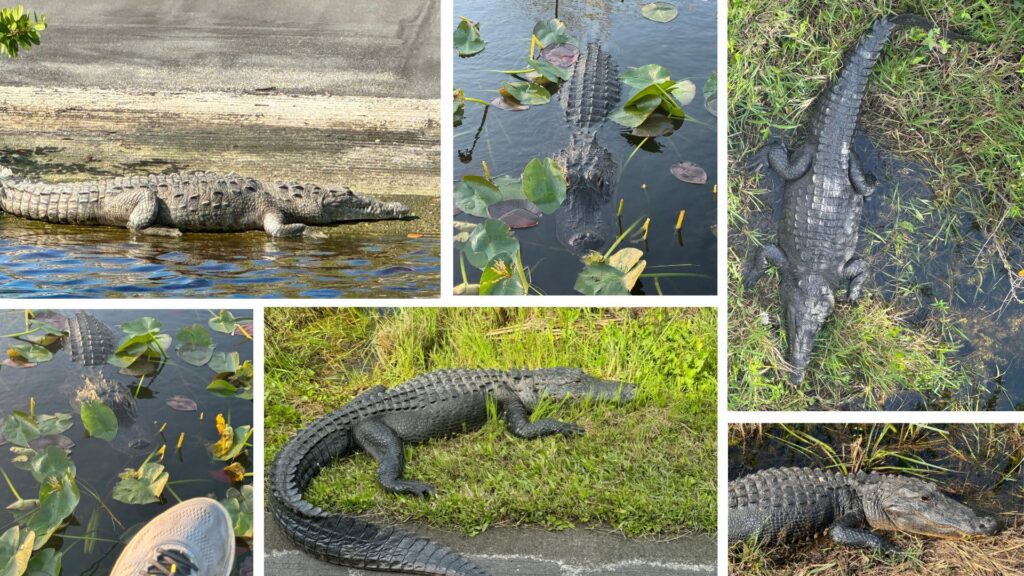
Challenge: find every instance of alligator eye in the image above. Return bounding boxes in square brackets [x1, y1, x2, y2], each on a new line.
[920, 496, 931, 502]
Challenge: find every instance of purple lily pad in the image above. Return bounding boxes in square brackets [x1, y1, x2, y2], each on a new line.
[490, 96, 530, 111]
[232, 322, 254, 338]
[542, 43, 580, 68]
[30, 311, 69, 333]
[488, 200, 543, 229]
[671, 161, 708, 184]
[167, 395, 198, 411]
[1, 356, 36, 369]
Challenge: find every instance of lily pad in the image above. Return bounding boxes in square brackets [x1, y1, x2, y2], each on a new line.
[27, 435, 74, 454]
[454, 176, 502, 218]
[34, 414, 72, 438]
[488, 200, 543, 229]
[211, 417, 252, 461]
[28, 311, 69, 335]
[621, 64, 673, 89]
[480, 254, 528, 295]
[29, 446, 75, 484]
[703, 72, 717, 117]
[670, 79, 697, 106]
[453, 221, 477, 247]
[671, 161, 708, 184]
[532, 18, 578, 47]
[522, 157, 567, 214]
[208, 311, 239, 334]
[121, 317, 162, 336]
[166, 396, 198, 412]
[609, 93, 663, 128]
[490, 95, 530, 111]
[222, 486, 254, 539]
[0, 526, 34, 576]
[454, 17, 485, 56]
[575, 262, 632, 295]
[463, 220, 520, 270]
[631, 113, 678, 137]
[24, 548, 62, 576]
[223, 462, 246, 483]
[453, 89, 465, 126]
[7, 343, 52, 365]
[175, 324, 214, 367]
[80, 401, 117, 442]
[113, 462, 169, 505]
[527, 58, 571, 82]
[501, 81, 551, 105]
[208, 351, 240, 374]
[609, 248, 648, 290]
[641, 2, 678, 22]
[541, 43, 580, 68]
[27, 474, 79, 549]
[2, 412, 39, 448]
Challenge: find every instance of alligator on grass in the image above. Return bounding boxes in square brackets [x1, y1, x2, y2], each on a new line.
[555, 42, 621, 254]
[742, 15, 959, 384]
[0, 166, 411, 237]
[729, 467, 1000, 554]
[269, 368, 634, 576]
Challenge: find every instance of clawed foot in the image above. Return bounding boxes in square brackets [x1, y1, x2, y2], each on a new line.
[391, 480, 436, 498]
[302, 228, 328, 239]
[557, 422, 586, 437]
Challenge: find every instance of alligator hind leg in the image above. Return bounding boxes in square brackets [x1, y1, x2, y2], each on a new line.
[766, 142, 812, 180]
[125, 191, 172, 235]
[502, 398, 584, 438]
[742, 244, 788, 289]
[353, 419, 436, 497]
[841, 257, 868, 303]
[849, 154, 877, 197]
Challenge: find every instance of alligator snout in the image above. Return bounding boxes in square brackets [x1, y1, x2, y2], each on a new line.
[973, 515, 1001, 535]
[568, 231, 606, 254]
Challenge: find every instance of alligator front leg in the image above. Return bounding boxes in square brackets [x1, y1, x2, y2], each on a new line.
[766, 141, 812, 180]
[829, 514, 899, 554]
[849, 153, 876, 197]
[841, 257, 868, 303]
[262, 210, 326, 238]
[353, 419, 436, 497]
[742, 244, 788, 289]
[502, 398, 584, 438]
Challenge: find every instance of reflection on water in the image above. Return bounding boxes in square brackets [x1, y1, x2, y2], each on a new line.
[0, 215, 439, 298]
[453, 0, 718, 295]
[0, 309, 254, 575]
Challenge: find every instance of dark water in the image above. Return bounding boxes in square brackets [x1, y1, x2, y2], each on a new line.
[729, 424, 1023, 519]
[0, 151, 439, 299]
[453, 0, 718, 295]
[0, 310, 253, 575]
[745, 129, 1024, 409]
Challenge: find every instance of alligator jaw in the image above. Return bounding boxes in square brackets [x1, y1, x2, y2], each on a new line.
[340, 193, 413, 222]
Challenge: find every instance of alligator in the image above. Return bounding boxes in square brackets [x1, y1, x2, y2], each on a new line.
[555, 42, 621, 254]
[742, 15, 958, 384]
[269, 367, 634, 576]
[729, 467, 1000, 553]
[0, 166, 411, 237]
[65, 310, 116, 366]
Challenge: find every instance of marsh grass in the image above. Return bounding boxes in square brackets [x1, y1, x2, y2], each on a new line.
[729, 424, 1024, 575]
[727, 0, 1024, 409]
[265, 307, 717, 537]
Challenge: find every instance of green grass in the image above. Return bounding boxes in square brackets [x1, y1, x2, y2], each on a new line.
[264, 307, 717, 537]
[727, 0, 1024, 409]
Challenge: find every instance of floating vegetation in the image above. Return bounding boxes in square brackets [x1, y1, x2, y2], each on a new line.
[610, 64, 694, 128]
[671, 161, 708, 184]
[0, 310, 254, 573]
[641, 2, 679, 23]
[454, 16, 486, 57]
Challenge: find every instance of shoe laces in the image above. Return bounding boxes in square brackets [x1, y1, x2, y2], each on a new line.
[145, 548, 198, 575]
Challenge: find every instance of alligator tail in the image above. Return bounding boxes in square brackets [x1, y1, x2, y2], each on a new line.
[269, 410, 488, 576]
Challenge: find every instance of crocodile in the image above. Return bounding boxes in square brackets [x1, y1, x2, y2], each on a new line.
[729, 467, 1000, 553]
[0, 166, 411, 237]
[555, 42, 621, 254]
[742, 15, 957, 384]
[269, 367, 634, 576]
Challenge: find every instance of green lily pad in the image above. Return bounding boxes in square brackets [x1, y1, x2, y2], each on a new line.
[113, 462, 169, 505]
[454, 17, 485, 56]
[609, 94, 664, 127]
[454, 176, 503, 217]
[703, 72, 717, 117]
[453, 89, 465, 126]
[2, 412, 40, 448]
[29, 446, 75, 484]
[521, 157, 567, 214]
[80, 401, 117, 442]
[8, 344, 52, 365]
[212, 424, 252, 461]
[631, 113, 678, 137]
[34, 414, 72, 437]
[176, 324, 214, 367]
[574, 263, 632, 295]
[479, 254, 528, 295]
[670, 79, 696, 106]
[621, 64, 673, 89]
[208, 311, 238, 334]
[641, 2, 678, 22]
[0, 526, 34, 576]
[527, 58, 571, 82]
[532, 18, 577, 47]
[207, 379, 238, 397]
[209, 351, 240, 374]
[24, 549, 62, 576]
[501, 81, 551, 105]
[222, 486, 254, 539]
[27, 474, 79, 549]
[463, 219, 520, 270]
[121, 317, 162, 336]
[109, 332, 170, 368]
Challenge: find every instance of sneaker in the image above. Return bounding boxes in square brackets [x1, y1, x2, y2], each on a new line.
[112, 497, 235, 576]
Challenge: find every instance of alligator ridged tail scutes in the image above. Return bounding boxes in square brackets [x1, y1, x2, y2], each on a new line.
[559, 42, 620, 129]
[66, 311, 116, 366]
[0, 168, 411, 237]
[269, 368, 634, 575]
[742, 15, 957, 385]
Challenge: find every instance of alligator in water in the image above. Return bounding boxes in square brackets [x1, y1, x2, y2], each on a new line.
[743, 16, 958, 384]
[0, 166, 411, 237]
[729, 467, 1000, 553]
[269, 367, 634, 576]
[555, 42, 621, 254]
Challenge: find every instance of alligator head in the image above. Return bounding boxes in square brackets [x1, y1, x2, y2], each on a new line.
[278, 185, 412, 224]
[555, 133, 617, 254]
[856, 472, 1000, 539]
[782, 273, 835, 384]
[512, 367, 634, 408]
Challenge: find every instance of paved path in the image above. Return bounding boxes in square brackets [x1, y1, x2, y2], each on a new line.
[265, 510, 717, 576]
